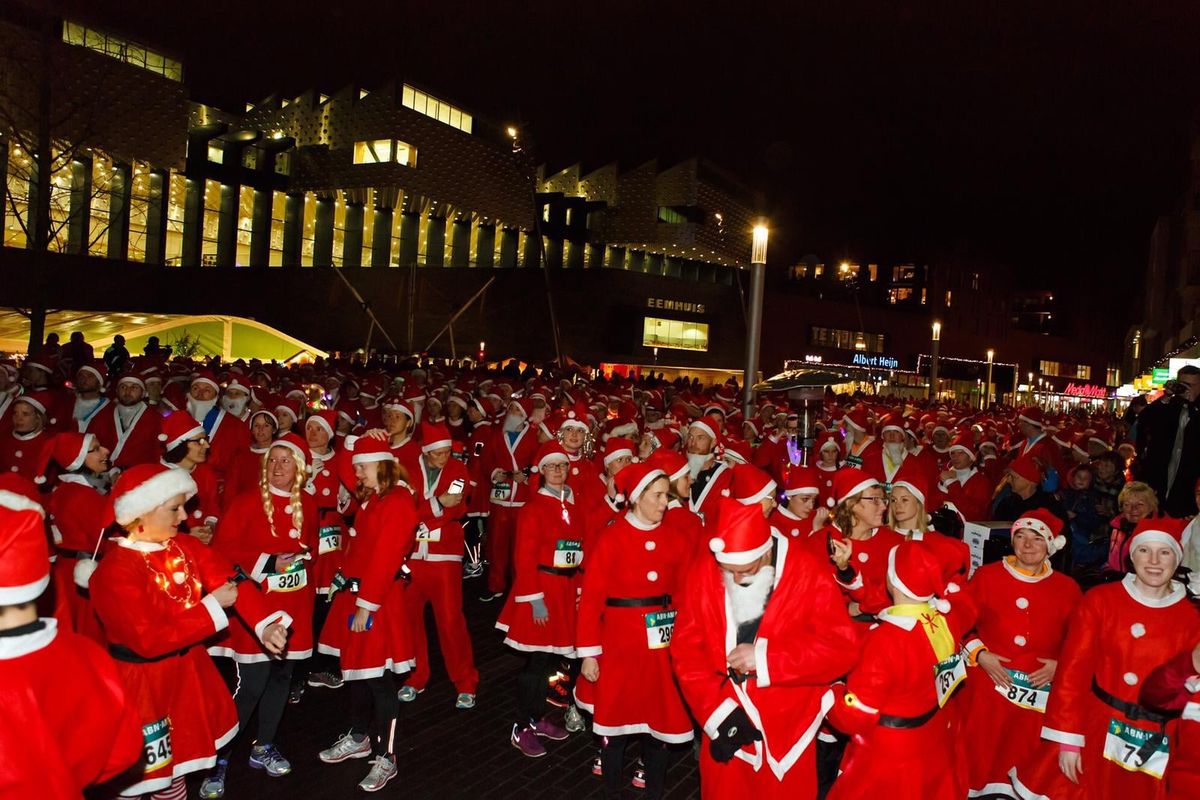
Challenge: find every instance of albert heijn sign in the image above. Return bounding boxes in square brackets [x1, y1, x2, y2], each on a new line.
[1064, 382, 1108, 399]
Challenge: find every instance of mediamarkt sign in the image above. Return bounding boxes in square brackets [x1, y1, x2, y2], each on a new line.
[1064, 382, 1107, 399]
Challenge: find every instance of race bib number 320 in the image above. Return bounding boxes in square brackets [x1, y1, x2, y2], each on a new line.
[645, 610, 677, 649]
[266, 561, 308, 593]
[143, 717, 173, 771]
[553, 539, 583, 569]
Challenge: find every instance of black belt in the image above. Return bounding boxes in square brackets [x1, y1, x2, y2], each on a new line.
[538, 565, 579, 577]
[850, 613, 877, 624]
[1091, 679, 1179, 725]
[109, 644, 188, 664]
[55, 548, 95, 561]
[878, 706, 938, 729]
[606, 595, 671, 608]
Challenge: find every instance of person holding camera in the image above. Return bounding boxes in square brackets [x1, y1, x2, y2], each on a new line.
[1134, 365, 1200, 517]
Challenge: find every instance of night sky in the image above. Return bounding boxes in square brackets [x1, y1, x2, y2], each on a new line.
[62, 0, 1200, 334]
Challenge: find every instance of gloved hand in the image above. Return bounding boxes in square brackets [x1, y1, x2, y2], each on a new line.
[709, 706, 762, 763]
[530, 597, 549, 625]
[930, 506, 965, 540]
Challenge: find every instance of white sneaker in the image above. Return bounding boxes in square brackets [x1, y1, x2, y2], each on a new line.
[358, 755, 398, 792]
[564, 704, 586, 733]
[319, 731, 371, 763]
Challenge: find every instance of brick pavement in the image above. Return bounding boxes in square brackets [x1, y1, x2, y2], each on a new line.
[194, 584, 701, 800]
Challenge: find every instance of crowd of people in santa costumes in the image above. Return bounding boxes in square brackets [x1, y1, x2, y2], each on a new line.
[6, 336, 1200, 798]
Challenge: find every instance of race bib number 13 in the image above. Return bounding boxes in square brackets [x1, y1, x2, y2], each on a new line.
[143, 717, 173, 771]
[553, 539, 583, 569]
[318, 525, 342, 555]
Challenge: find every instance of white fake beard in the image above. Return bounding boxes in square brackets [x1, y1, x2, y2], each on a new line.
[722, 565, 776, 624]
[503, 413, 525, 433]
[188, 396, 217, 422]
[116, 402, 140, 427]
[885, 442, 907, 461]
[221, 395, 248, 417]
[687, 452, 710, 479]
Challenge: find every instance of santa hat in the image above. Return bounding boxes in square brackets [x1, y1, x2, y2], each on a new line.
[878, 413, 905, 436]
[274, 397, 303, 423]
[891, 463, 928, 507]
[249, 408, 279, 430]
[1017, 407, 1044, 428]
[723, 439, 753, 465]
[607, 414, 640, 441]
[111, 463, 198, 527]
[649, 427, 680, 452]
[708, 498, 773, 565]
[348, 434, 395, 465]
[1008, 455, 1042, 485]
[727, 464, 777, 505]
[306, 409, 338, 439]
[948, 434, 975, 461]
[784, 466, 821, 497]
[381, 394, 415, 419]
[844, 406, 871, 433]
[190, 370, 220, 392]
[603, 437, 636, 467]
[688, 418, 721, 446]
[833, 470, 880, 507]
[272, 431, 311, 468]
[816, 431, 841, 453]
[614, 463, 668, 505]
[420, 423, 453, 452]
[446, 394, 469, 411]
[561, 401, 591, 431]
[0, 476, 49, 605]
[1012, 508, 1067, 555]
[335, 399, 362, 428]
[532, 441, 570, 473]
[14, 391, 56, 426]
[75, 359, 107, 387]
[116, 373, 146, 390]
[33, 432, 96, 485]
[888, 541, 954, 612]
[159, 410, 206, 452]
[1128, 517, 1187, 563]
[224, 374, 251, 395]
[646, 449, 689, 482]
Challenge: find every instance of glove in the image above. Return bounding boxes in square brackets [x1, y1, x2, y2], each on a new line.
[709, 706, 762, 763]
[530, 597, 549, 623]
[929, 507, 965, 540]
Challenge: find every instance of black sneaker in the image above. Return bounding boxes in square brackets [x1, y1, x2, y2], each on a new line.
[288, 682, 305, 704]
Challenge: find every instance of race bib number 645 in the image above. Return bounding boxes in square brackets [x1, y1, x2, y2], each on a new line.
[143, 717, 173, 771]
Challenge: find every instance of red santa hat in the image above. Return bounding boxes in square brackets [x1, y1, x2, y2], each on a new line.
[75, 359, 107, 388]
[274, 397, 303, 423]
[833, 470, 880, 507]
[784, 466, 821, 497]
[0, 476, 49, 605]
[381, 394, 415, 419]
[420, 422, 453, 452]
[1011, 508, 1067, 555]
[1017, 407, 1045, 428]
[688, 418, 721, 447]
[335, 399, 362, 428]
[561, 401, 591, 432]
[723, 439, 753, 465]
[272, 431, 311, 468]
[727, 464, 777, 505]
[649, 427, 680, 452]
[348, 434, 395, 465]
[844, 406, 871, 433]
[888, 541, 954, 612]
[878, 413, 905, 436]
[1128, 517, 1187, 563]
[1008, 455, 1042, 485]
[190, 369, 220, 392]
[159, 410, 206, 452]
[224, 374, 252, 395]
[646, 449, 689, 482]
[111, 463, 198, 527]
[603, 437, 637, 467]
[531, 441, 570, 473]
[306, 409, 338, 439]
[116, 372, 146, 390]
[614, 463, 668, 505]
[948, 433, 975, 461]
[891, 462, 928, 507]
[14, 391, 56, 426]
[816, 431, 841, 454]
[32, 432, 96, 485]
[708, 498, 773, 565]
[249, 408, 279, 431]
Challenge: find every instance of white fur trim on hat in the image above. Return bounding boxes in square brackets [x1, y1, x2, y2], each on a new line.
[0, 574, 50, 605]
[948, 443, 975, 460]
[892, 479, 925, 507]
[161, 421, 205, 453]
[15, 395, 46, 416]
[421, 438, 453, 453]
[191, 375, 219, 391]
[689, 419, 719, 443]
[603, 447, 634, 466]
[307, 416, 334, 438]
[350, 451, 396, 465]
[1017, 413, 1043, 428]
[272, 439, 309, 467]
[629, 469, 667, 505]
[117, 375, 145, 389]
[710, 535, 773, 566]
[537, 451, 570, 471]
[0, 489, 45, 517]
[1012, 516, 1066, 555]
[114, 469, 198, 526]
[1129, 528, 1184, 562]
[784, 485, 820, 498]
[887, 545, 935, 604]
[838, 476, 879, 506]
[738, 479, 777, 506]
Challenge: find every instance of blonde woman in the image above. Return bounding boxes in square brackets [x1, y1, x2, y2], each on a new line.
[199, 433, 316, 798]
[1106, 481, 1159, 573]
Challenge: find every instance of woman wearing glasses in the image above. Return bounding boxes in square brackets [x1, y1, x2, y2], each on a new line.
[816, 471, 904, 620]
[159, 411, 222, 544]
[496, 441, 582, 758]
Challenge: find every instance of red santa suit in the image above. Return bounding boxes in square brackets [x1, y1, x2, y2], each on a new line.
[222, 445, 270, 507]
[90, 532, 291, 796]
[208, 486, 317, 663]
[959, 557, 1082, 798]
[164, 460, 222, 532]
[309, 447, 353, 600]
[495, 484, 582, 655]
[89, 401, 163, 471]
[0, 427, 49, 482]
[689, 459, 732, 524]
[671, 501, 861, 800]
[939, 465, 995, 523]
[752, 432, 788, 486]
[843, 435, 881, 471]
[900, 527, 972, 586]
[1139, 647, 1200, 800]
[770, 504, 820, 539]
[47, 474, 109, 642]
[317, 484, 418, 681]
[198, 407, 250, 480]
[1024, 573, 1200, 800]
[808, 524, 906, 617]
[464, 416, 493, 522]
[814, 462, 841, 509]
[480, 419, 540, 594]
[403, 447, 478, 694]
[575, 507, 694, 743]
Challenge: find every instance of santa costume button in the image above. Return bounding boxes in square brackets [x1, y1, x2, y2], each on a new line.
[1123, 672, 1139, 686]
[857, 552, 869, 563]
[644, 541, 656, 551]
[1015, 597, 1029, 609]
[1130, 623, 1146, 638]
[1013, 635, 1027, 647]
[646, 571, 658, 582]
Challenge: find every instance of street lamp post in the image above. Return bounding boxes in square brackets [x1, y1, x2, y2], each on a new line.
[742, 224, 769, 420]
[985, 348, 994, 409]
[1028, 371, 1034, 405]
[929, 321, 941, 401]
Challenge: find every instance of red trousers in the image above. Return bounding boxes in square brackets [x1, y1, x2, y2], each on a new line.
[485, 505, 520, 594]
[404, 560, 479, 694]
[699, 745, 818, 800]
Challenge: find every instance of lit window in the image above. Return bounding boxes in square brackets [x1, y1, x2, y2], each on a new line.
[352, 140, 416, 167]
[61, 21, 182, 81]
[643, 317, 710, 352]
[400, 84, 472, 133]
[868, 264, 878, 281]
[945, 290, 952, 307]
[814, 264, 824, 278]
[207, 142, 224, 164]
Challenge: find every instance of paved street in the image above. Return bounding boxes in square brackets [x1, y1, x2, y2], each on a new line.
[199, 586, 701, 799]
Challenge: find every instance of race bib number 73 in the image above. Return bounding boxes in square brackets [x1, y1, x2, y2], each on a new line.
[1103, 718, 1169, 779]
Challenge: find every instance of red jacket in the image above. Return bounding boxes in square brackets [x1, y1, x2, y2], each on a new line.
[88, 402, 163, 470]
[409, 455, 470, 563]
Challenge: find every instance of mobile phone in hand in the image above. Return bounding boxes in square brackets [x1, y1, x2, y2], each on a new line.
[448, 478, 466, 494]
[348, 613, 374, 631]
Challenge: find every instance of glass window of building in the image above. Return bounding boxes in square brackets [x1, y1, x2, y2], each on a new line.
[88, 157, 112, 257]
[4, 143, 31, 248]
[201, 179, 221, 265]
[274, 152, 292, 176]
[642, 317, 710, 352]
[236, 186, 254, 266]
[164, 172, 186, 265]
[61, 21, 182, 81]
[361, 191, 376, 267]
[354, 140, 393, 164]
[46, 153, 71, 253]
[394, 142, 415, 167]
[269, 191, 286, 267]
[331, 199, 347, 267]
[127, 168, 150, 263]
[657, 207, 686, 224]
[207, 141, 224, 164]
[810, 326, 885, 353]
[301, 193, 316, 267]
[400, 85, 472, 133]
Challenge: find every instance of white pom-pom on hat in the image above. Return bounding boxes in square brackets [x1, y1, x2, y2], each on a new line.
[73, 557, 99, 589]
[157, 433, 168, 442]
[931, 597, 951, 614]
[709, 537, 726, 553]
[1052, 535, 1066, 552]
[33, 475, 46, 485]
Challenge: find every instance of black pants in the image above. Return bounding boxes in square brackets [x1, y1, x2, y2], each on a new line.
[516, 651, 558, 725]
[464, 516, 485, 559]
[350, 676, 399, 757]
[219, 659, 295, 757]
[293, 597, 338, 683]
[600, 735, 670, 800]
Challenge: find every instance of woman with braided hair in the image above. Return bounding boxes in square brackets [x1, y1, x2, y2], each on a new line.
[198, 432, 317, 798]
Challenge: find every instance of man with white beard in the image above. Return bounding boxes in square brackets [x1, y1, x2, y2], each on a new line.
[72, 361, 110, 434]
[686, 418, 732, 525]
[671, 498, 860, 799]
[861, 414, 911, 488]
[89, 375, 163, 470]
[219, 376, 253, 422]
[187, 370, 248, 480]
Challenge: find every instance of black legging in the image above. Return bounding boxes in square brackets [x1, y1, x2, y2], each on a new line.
[515, 651, 559, 725]
[600, 735, 669, 800]
[219, 659, 295, 758]
[350, 676, 399, 757]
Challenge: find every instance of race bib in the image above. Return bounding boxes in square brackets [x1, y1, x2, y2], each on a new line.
[645, 609, 677, 650]
[553, 538, 583, 569]
[997, 669, 1050, 712]
[416, 523, 441, 542]
[844, 454, 863, 467]
[1103, 718, 1169, 779]
[318, 526, 342, 555]
[490, 482, 512, 501]
[934, 653, 967, 707]
[142, 717, 173, 771]
[266, 560, 308, 593]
